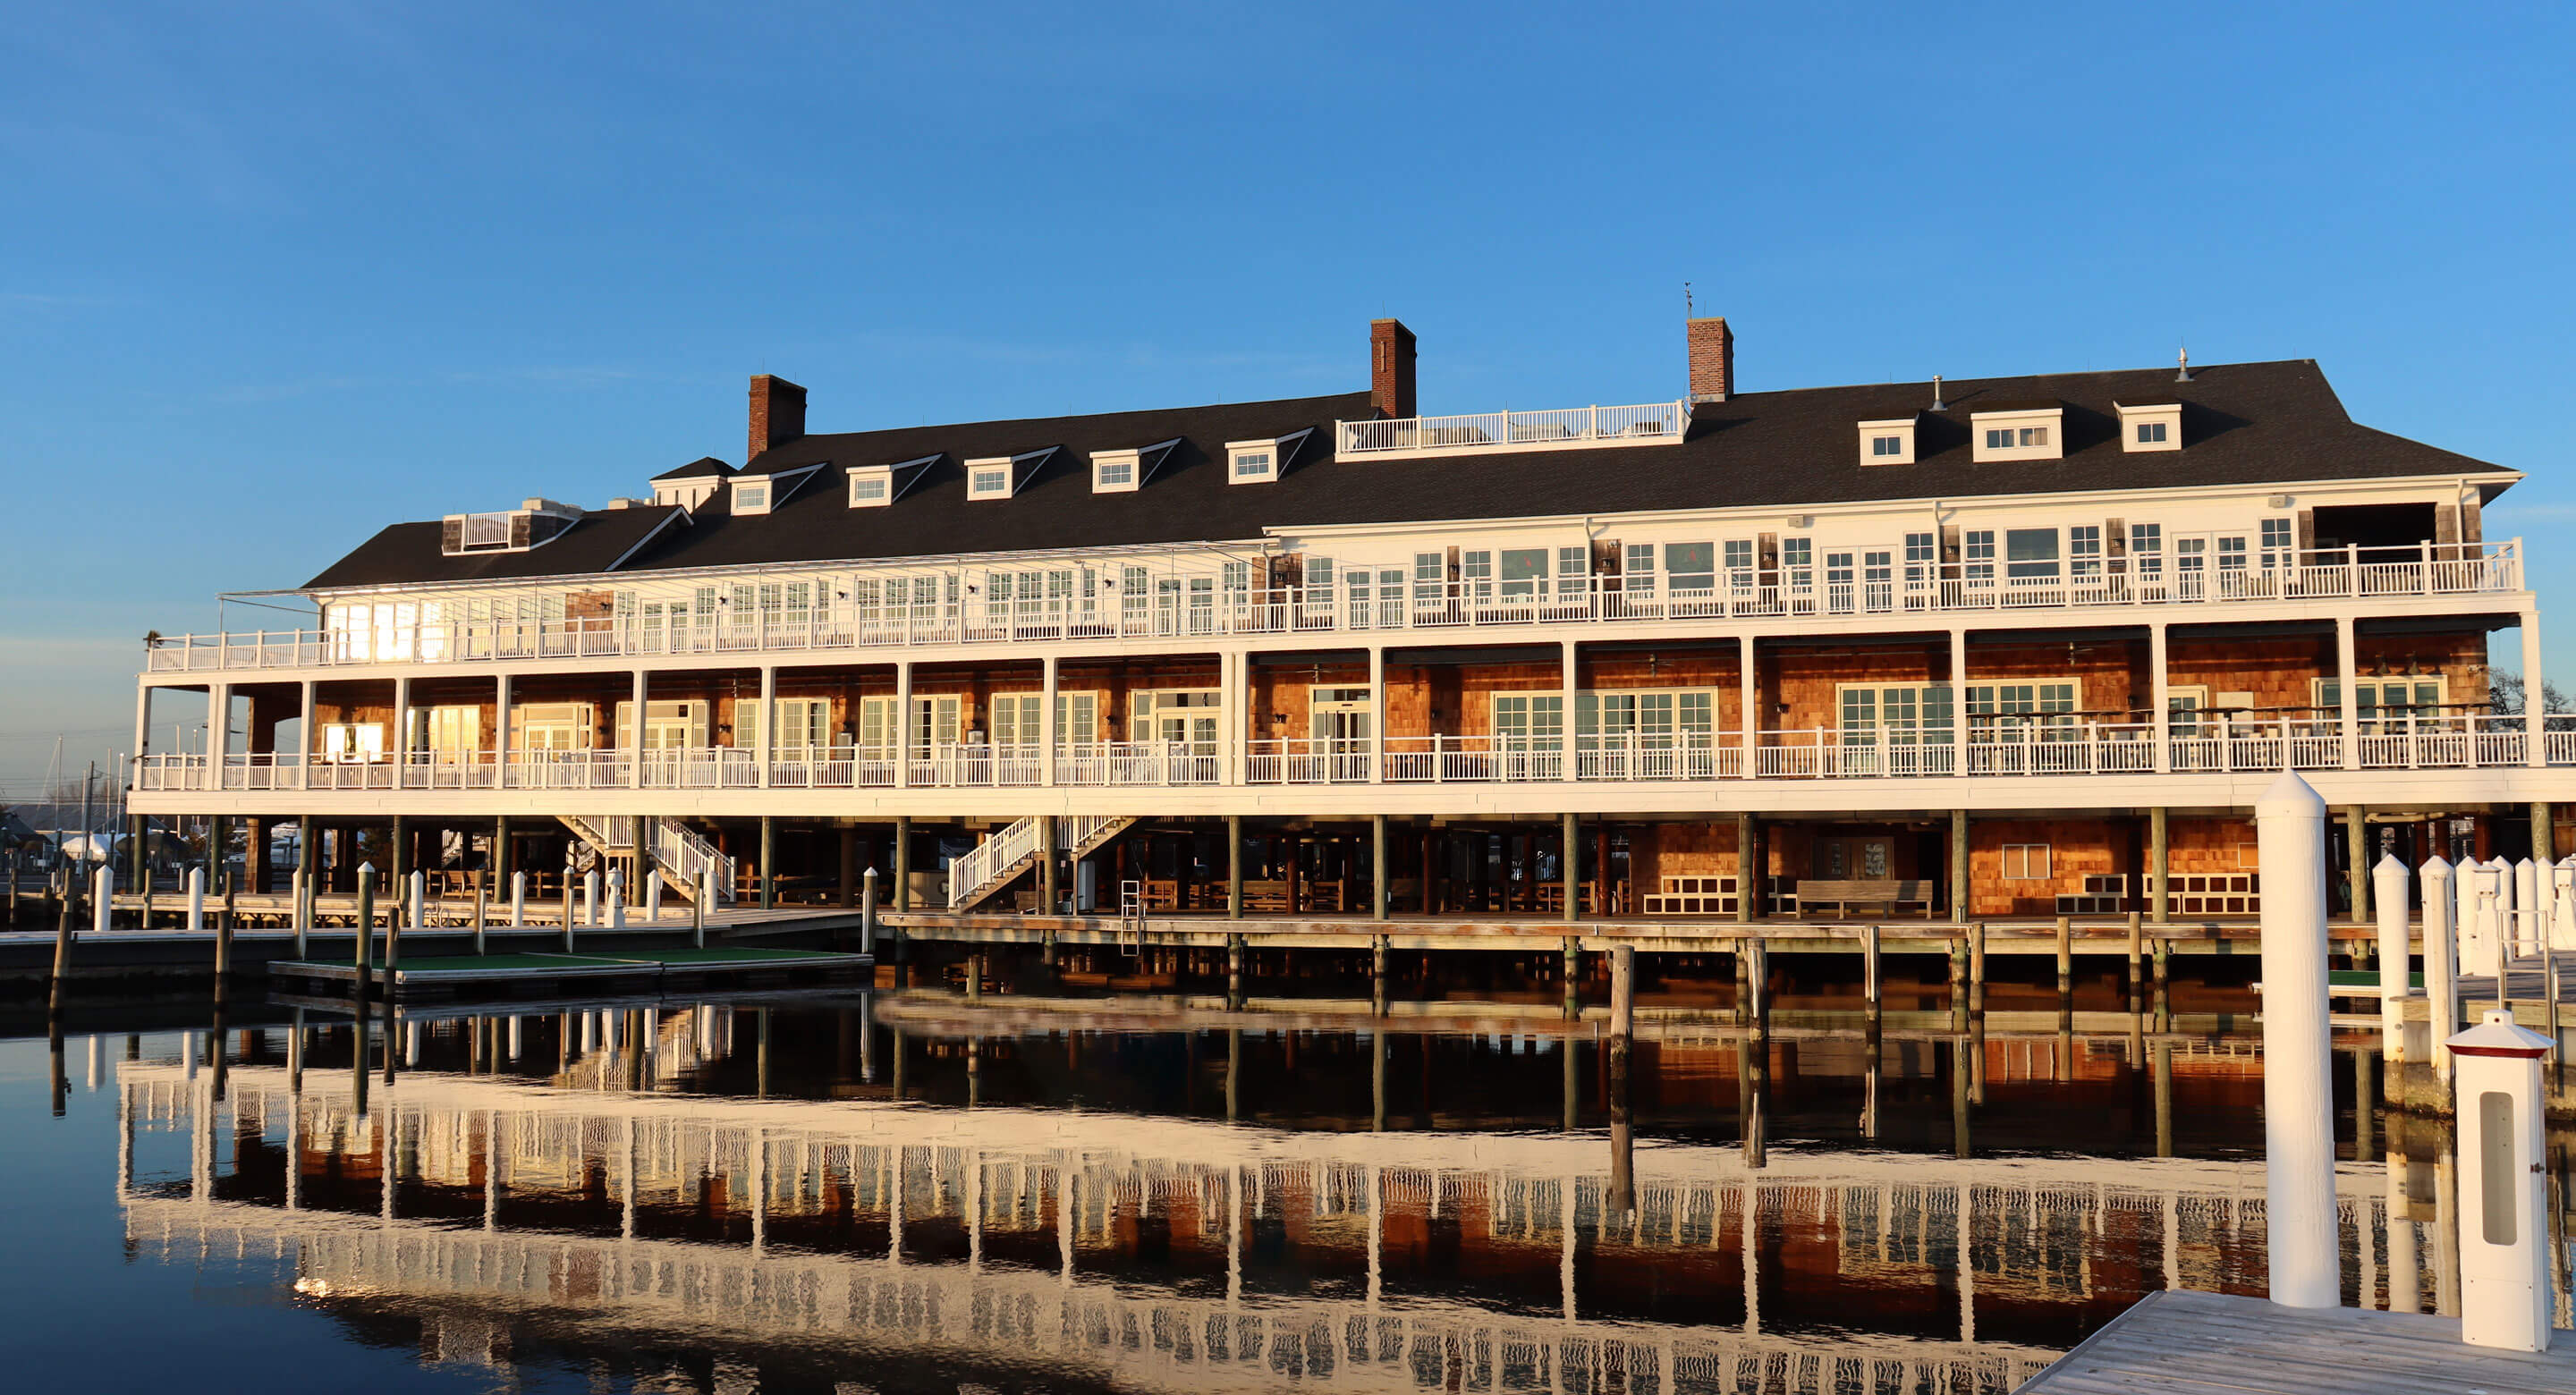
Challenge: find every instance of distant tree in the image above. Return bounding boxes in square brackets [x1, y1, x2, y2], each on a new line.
[2487, 672, 2570, 714]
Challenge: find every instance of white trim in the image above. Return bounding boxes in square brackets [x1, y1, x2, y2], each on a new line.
[966, 446, 1058, 502]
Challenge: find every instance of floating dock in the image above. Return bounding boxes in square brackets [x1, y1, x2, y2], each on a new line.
[268, 946, 872, 1002]
[2013, 1289, 2576, 1394]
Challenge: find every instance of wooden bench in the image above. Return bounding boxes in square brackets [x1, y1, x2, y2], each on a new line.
[1794, 878, 1937, 918]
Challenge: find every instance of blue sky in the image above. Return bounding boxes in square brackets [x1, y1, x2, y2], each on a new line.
[4, 2, 2572, 792]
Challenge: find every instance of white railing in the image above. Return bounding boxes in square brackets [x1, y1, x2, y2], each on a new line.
[145, 542, 2525, 675]
[131, 714, 2576, 793]
[949, 815, 1046, 909]
[1335, 401, 1690, 455]
[648, 816, 735, 902]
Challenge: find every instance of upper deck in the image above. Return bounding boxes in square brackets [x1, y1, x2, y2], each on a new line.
[144, 538, 2526, 676]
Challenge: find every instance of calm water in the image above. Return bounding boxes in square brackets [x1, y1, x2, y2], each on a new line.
[6, 993, 2571, 1394]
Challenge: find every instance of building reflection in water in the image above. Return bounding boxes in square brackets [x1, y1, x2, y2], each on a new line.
[109, 1000, 2566, 1395]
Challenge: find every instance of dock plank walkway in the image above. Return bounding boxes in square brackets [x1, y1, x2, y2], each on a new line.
[2014, 1289, 2575, 1394]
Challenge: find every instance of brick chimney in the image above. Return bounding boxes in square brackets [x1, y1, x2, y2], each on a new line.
[1687, 317, 1735, 402]
[1370, 318, 1417, 419]
[748, 375, 808, 463]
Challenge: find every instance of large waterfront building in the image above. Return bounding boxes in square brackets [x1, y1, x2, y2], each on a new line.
[126, 317, 2558, 924]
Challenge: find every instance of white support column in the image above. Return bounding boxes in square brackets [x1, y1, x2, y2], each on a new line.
[2521, 605, 2546, 767]
[2149, 621, 2171, 774]
[1738, 637, 1758, 778]
[1371, 645, 1388, 783]
[1558, 640, 1576, 782]
[2335, 615, 2360, 771]
[1949, 628, 1970, 778]
[755, 665, 775, 790]
[629, 670, 648, 790]
[208, 681, 233, 787]
[1040, 655, 1058, 787]
[894, 661, 912, 788]
[294, 676, 316, 786]
[131, 684, 154, 791]
[2374, 855, 2412, 1069]
[1221, 650, 1242, 786]
[390, 675, 410, 777]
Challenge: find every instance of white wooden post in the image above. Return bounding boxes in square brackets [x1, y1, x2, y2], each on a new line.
[408, 869, 425, 931]
[2255, 771, 2336, 1308]
[606, 868, 626, 929]
[92, 866, 112, 935]
[2334, 615, 2359, 771]
[646, 873, 661, 923]
[187, 867, 205, 932]
[1374, 644, 1390, 783]
[1041, 654, 1058, 787]
[2422, 857, 2459, 1082]
[583, 869, 599, 927]
[493, 672, 512, 786]
[510, 871, 527, 927]
[756, 665, 776, 789]
[1740, 637, 1759, 779]
[2512, 858, 2539, 955]
[630, 670, 648, 790]
[2447, 1010, 2553, 1351]
[2373, 854, 2411, 1066]
[2554, 858, 2576, 951]
[2521, 609, 2546, 768]
[1950, 628, 1970, 778]
[2148, 621, 2171, 774]
[894, 660, 912, 789]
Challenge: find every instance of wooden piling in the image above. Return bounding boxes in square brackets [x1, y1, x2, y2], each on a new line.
[472, 879, 487, 955]
[2055, 914, 2073, 998]
[1609, 945, 1636, 1061]
[353, 865, 375, 1003]
[1864, 925, 1883, 1020]
[1562, 936, 1580, 1020]
[1968, 921, 1987, 1017]
[2126, 911, 2144, 1002]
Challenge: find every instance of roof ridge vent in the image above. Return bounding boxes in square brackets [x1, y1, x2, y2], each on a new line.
[1930, 375, 1945, 412]
[2176, 346, 2193, 383]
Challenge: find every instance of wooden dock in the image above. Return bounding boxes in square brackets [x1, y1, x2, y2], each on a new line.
[2014, 1289, 2576, 1394]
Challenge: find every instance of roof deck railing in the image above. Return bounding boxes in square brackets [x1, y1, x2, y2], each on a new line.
[1336, 400, 1690, 456]
[140, 539, 2526, 674]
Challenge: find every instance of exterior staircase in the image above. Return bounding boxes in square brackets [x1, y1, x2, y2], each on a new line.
[559, 814, 735, 904]
[949, 814, 1138, 910]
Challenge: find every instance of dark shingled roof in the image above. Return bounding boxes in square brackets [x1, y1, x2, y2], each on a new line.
[302, 360, 2512, 591]
[305, 505, 686, 589]
[651, 456, 734, 480]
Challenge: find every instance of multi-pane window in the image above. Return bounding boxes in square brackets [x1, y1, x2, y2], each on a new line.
[1575, 689, 1716, 747]
[2001, 844, 2052, 880]
[1460, 551, 1493, 600]
[2217, 536, 2250, 571]
[1963, 529, 1997, 586]
[2260, 518, 2294, 569]
[2316, 678, 2446, 721]
[2069, 526, 2102, 579]
[1837, 682, 1955, 743]
[1904, 532, 1936, 587]
[1096, 458, 1132, 486]
[2004, 528, 2058, 579]
[734, 484, 768, 510]
[1983, 427, 2049, 449]
[2130, 523, 2164, 580]
[1492, 694, 1564, 751]
[852, 474, 888, 503]
[1720, 540, 1754, 592]
[1557, 546, 1589, 598]
[1500, 548, 1549, 598]
[970, 468, 1007, 494]
[1414, 553, 1445, 599]
[1624, 543, 1657, 596]
[2136, 421, 2167, 444]
[1233, 451, 1272, 478]
[1967, 681, 2080, 734]
[1871, 435, 1903, 457]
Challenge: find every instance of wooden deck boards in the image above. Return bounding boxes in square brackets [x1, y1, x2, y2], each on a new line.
[2014, 1289, 2575, 1394]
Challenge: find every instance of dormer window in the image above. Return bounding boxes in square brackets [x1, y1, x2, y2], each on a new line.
[847, 453, 938, 509]
[439, 498, 581, 556]
[1090, 437, 1181, 495]
[965, 446, 1057, 502]
[730, 461, 824, 516]
[1969, 404, 2065, 463]
[2116, 402, 2182, 452]
[1224, 427, 1313, 486]
[1857, 417, 1917, 466]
